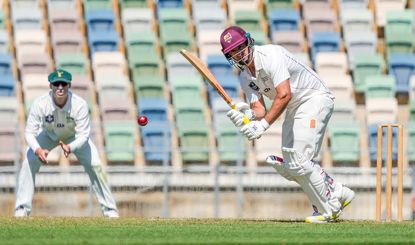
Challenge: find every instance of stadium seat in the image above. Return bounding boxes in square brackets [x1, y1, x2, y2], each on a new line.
[385, 10, 414, 34]
[197, 30, 223, 61]
[51, 31, 85, 56]
[315, 52, 348, 76]
[329, 121, 360, 164]
[14, 30, 48, 59]
[341, 8, 374, 33]
[137, 98, 169, 122]
[121, 8, 155, 33]
[83, 0, 113, 11]
[134, 75, 166, 99]
[157, 0, 184, 9]
[268, 9, 300, 34]
[304, 8, 338, 39]
[48, 9, 80, 33]
[0, 74, 15, 96]
[125, 31, 159, 58]
[216, 127, 247, 164]
[352, 53, 385, 93]
[171, 77, 205, 109]
[310, 32, 341, 63]
[0, 96, 19, 122]
[11, 8, 43, 30]
[119, 0, 149, 8]
[92, 51, 126, 77]
[22, 73, 50, 112]
[70, 74, 94, 107]
[388, 54, 415, 95]
[385, 32, 414, 59]
[192, 6, 227, 31]
[211, 98, 235, 129]
[104, 122, 136, 163]
[18, 53, 52, 76]
[46, 0, 77, 11]
[0, 53, 13, 75]
[0, 10, 5, 29]
[364, 75, 396, 99]
[272, 30, 305, 53]
[101, 99, 135, 122]
[166, 53, 198, 80]
[0, 124, 19, 164]
[206, 55, 233, 77]
[11, 0, 41, 8]
[265, 0, 295, 12]
[344, 30, 377, 69]
[88, 30, 119, 55]
[178, 125, 209, 164]
[365, 98, 398, 125]
[374, 0, 407, 27]
[96, 74, 131, 103]
[407, 124, 415, 163]
[55, 53, 89, 75]
[129, 52, 163, 79]
[140, 123, 172, 163]
[0, 31, 10, 53]
[330, 99, 356, 123]
[339, 0, 368, 10]
[319, 74, 354, 101]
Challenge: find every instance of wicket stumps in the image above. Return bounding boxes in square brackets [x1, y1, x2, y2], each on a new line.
[376, 124, 403, 222]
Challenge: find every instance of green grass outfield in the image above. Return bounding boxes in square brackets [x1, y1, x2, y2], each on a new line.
[0, 218, 414, 244]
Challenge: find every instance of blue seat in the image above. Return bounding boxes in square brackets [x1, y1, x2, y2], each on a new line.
[85, 9, 116, 32]
[269, 9, 300, 33]
[368, 124, 398, 163]
[0, 54, 13, 75]
[388, 54, 415, 94]
[207, 54, 233, 77]
[208, 75, 239, 104]
[137, 98, 169, 122]
[310, 32, 341, 63]
[141, 122, 172, 163]
[157, 0, 183, 9]
[88, 30, 119, 54]
[0, 74, 15, 96]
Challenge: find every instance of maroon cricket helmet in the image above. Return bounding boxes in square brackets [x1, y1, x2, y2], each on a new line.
[220, 26, 249, 55]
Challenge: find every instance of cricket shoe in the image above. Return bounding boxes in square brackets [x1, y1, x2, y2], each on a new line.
[103, 209, 119, 218]
[339, 185, 355, 210]
[14, 206, 28, 217]
[305, 214, 334, 223]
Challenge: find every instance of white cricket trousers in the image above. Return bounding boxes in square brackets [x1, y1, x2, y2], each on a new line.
[15, 132, 118, 215]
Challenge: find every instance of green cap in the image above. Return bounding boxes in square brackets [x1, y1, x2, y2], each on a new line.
[48, 68, 72, 84]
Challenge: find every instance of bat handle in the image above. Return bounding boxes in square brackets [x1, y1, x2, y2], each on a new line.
[231, 103, 250, 125]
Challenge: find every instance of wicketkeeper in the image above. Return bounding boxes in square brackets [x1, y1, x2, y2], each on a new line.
[14, 68, 119, 218]
[220, 26, 355, 223]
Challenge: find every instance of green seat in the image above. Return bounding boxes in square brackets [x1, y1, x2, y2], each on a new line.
[56, 53, 88, 75]
[175, 105, 206, 131]
[171, 76, 204, 108]
[125, 31, 158, 58]
[134, 74, 165, 99]
[409, 101, 415, 121]
[265, 0, 294, 13]
[83, 0, 112, 11]
[329, 122, 360, 164]
[178, 124, 209, 163]
[120, 0, 148, 8]
[104, 122, 135, 163]
[128, 52, 163, 79]
[0, 10, 5, 29]
[158, 9, 193, 57]
[364, 75, 396, 98]
[385, 31, 414, 59]
[407, 124, 415, 163]
[216, 127, 246, 164]
[234, 10, 263, 31]
[352, 53, 385, 93]
[386, 10, 414, 34]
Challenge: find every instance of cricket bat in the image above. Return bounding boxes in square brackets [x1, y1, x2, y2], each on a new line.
[179, 49, 250, 124]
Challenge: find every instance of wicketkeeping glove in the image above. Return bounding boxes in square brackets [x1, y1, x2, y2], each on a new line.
[240, 118, 270, 140]
[226, 102, 255, 127]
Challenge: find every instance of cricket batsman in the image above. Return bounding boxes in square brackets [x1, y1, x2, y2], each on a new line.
[220, 26, 355, 223]
[14, 68, 119, 218]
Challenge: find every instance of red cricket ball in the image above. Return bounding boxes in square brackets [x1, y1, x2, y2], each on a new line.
[137, 115, 148, 126]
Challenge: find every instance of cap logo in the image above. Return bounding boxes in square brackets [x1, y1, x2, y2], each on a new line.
[57, 71, 63, 78]
[223, 32, 232, 43]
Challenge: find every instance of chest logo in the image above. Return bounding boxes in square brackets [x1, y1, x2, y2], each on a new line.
[45, 114, 54, 123]
[248, 82, 259, 91]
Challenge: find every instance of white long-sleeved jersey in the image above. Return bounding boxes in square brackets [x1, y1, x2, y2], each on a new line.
[239, 44, 334, 109]
[25, 91, 90, 152]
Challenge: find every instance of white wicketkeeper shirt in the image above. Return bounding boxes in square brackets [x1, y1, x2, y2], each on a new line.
[239, 44, 334, 109]
[25, 91, 90, 152]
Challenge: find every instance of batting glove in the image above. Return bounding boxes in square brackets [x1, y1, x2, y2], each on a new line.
[226, 102, 255, 127]
[240, 118, 270, 140]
